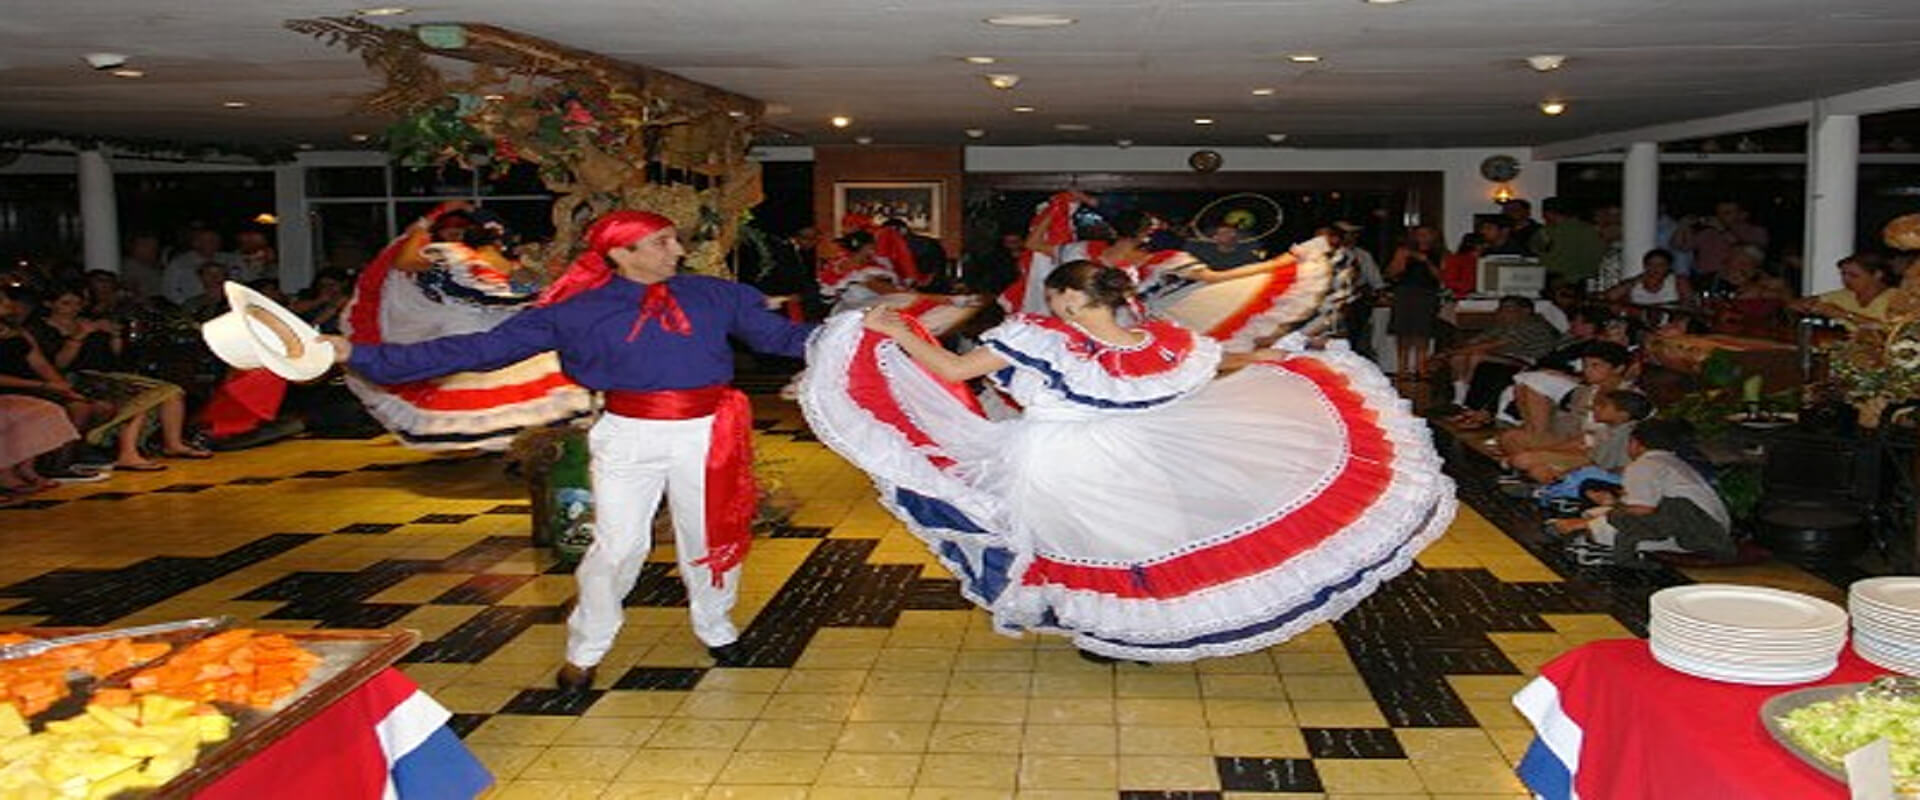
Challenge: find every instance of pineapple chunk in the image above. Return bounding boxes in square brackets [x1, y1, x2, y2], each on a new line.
[0, 704, 29, 739]
[196, 713, 231, 743]
[83, 706, 140, 734]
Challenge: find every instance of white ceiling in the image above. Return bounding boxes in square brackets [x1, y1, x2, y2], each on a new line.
[3, 0, 1920, 150]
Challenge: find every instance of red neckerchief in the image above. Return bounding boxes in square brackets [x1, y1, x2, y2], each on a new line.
[626, 281, 691, 341]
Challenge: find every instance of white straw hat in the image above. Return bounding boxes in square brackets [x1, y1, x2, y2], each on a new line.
[200, 281, 336, 381]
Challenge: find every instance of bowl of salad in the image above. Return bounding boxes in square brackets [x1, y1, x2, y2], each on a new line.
[1764, 676, 1919, 796]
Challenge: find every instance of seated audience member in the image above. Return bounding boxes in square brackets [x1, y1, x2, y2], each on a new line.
[1448, 306, 1611, 428]
[1792, 252, 1898, 330]
[179, 263, 232, 321]
[1477, 218, 1530, 257]
[1496, 341, 1635, 458]
[1438, 296, 1565, 413]
[1603, 249, 1695, 320]
[29, 285, 210, 470]
[0, 394, 80, 504]
[1713, 245, 1794, 335]
[290, 269, 352, 334]
[1510, 388, 1652, 485]
[1440, 233, 1483, 297]
[1553, 419, 1737, 566]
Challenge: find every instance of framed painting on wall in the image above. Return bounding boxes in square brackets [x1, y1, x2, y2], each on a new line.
[834, 181, 943, 237]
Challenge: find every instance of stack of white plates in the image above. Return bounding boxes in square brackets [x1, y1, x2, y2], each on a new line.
[1849, 576, 1920, 676]
[1648, 584, 1847, 685]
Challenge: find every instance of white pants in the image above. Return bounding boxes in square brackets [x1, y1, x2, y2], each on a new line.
[565, 412, 741, 667]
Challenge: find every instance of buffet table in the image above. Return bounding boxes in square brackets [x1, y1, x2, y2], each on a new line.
[1512, 638, 1884, 800]
[199, 668, 490, 799]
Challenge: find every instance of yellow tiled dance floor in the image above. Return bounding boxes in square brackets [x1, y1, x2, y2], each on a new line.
[0, 402, 1837, 799]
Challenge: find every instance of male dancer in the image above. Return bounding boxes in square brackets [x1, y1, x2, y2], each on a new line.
[324, 210, 814, 689]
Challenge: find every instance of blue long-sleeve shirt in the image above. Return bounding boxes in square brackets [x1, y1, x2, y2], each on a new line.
[348, 274, 815, 391]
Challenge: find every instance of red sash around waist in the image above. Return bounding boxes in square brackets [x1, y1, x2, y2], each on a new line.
[602, 386, 756, 586]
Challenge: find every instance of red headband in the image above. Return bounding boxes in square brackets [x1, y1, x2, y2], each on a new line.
[536, 210, 676, 306]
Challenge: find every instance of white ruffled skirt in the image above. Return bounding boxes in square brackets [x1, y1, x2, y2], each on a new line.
[800, 312, 1457, 661]
[340, 263, 593, 451]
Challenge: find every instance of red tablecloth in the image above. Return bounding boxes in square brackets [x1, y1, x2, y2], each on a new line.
[1514, 638, 1889, 800]
[200, 668, 491, 799]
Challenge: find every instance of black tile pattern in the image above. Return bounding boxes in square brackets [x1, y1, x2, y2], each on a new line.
[1303, 728, 1406, 759]
[726, 539, 924, 667]
[335, 522, 403, 534]
[359, 462, 412, 472]
[227, 476, 282, 485]
[613, 667, 708, 691]
[439, 536, 532, 573]
[621, 563, 691, 608]
[1214, 757, 1322, 793]
[1119, 793, 1223, 800]
[413, 513, 478, 525]
[446, 713, 491, 739]
[433, 575, 535, 605]
[153, 483, 216, 494]
[0, 534, 321, 625]
[498, 688, 606, 716]
[0, 499, 64, 511]
[404, 606, 567, 663]
[901, 578, 976, 611]
[767, 525, 831, 539]
[79, 492, 138, 501]
[486, 504, 533, 515]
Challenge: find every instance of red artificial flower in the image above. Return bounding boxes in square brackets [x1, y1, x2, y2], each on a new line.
[563, 100, 595, 128]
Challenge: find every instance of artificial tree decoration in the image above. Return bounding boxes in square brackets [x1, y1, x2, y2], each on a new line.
[287, 16, 767, 277]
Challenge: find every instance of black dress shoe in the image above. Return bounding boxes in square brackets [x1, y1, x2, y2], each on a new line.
[707, 642, 748, 667]
[555, 662, 596, 691]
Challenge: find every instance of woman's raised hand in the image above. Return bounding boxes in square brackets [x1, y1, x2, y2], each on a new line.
[862, 307, 911, 338]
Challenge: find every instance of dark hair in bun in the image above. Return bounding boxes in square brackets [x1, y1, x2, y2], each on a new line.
[1043, 259, 1134, 310]
[1114, 210, 1154, 239]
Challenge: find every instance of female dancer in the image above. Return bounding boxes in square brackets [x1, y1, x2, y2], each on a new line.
[801, 261, 1455, 661]
[1001, 194, 1333, 351]
[340, 203, 594, 450]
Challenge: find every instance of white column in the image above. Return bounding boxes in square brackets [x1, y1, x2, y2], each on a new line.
[77, 150, 119, 274]
[1805, 110, 1859, 296]
[273, 163, 312, 292]
[1621, 141, 1659, 277]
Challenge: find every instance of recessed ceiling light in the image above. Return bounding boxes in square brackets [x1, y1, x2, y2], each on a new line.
[1193, 117, 1215, 125]
[1539, 99, 1567, 115]
[349, 133, 371, 142]
[296, 143, 315, 150]
[354, 6, 410, 16]
[1251, 88, 1276, 96]
[1266, 132, 1289, 143]
[965, 128, 986, 139]
[984, 14, 1076, 27]
[1116, 139, 1134, 148]
[963, 56, 998, 65]
[1011, 105, 1036, 113]
[110, 68, 144, 78]
[830, 115, 852, 128]
[1054, 123, 1091, 131]
[985, 73, 1021, 90]
[727, 110, 745, 118]
[1526, 54, 1567, 72]
[482, 93, 505, 101]
[222, 100, 249, 109]
[1287, 53, 1322, 63]
[854, 136, 873, 145]
[253, 213, 279, 225]
[1362, 0, 1410, 4]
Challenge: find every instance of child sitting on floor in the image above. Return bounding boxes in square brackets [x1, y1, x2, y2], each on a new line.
[1551, 419, 1737, 567]
[1511, 388, 1653, 488]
